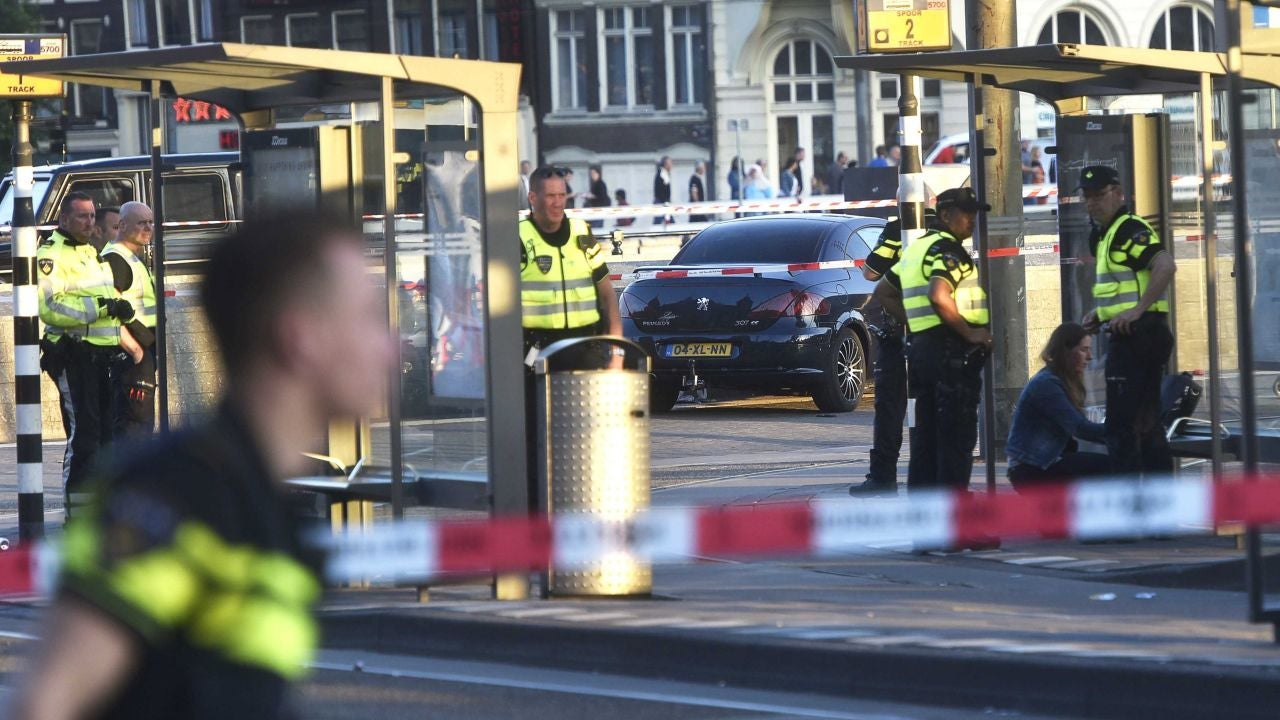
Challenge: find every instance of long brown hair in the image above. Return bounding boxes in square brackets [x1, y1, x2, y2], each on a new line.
[1041, 322, 1089, 409]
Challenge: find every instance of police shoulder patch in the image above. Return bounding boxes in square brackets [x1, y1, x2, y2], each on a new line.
[576, 234, 598, 251]
[100, 489, 180, 567]
[38, 258, 53, 275]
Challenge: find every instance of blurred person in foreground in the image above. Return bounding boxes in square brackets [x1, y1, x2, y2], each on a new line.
[15, 211, 395, 720]
[1006, 323, 1109, 491]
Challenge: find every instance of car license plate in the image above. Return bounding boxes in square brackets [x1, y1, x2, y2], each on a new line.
[666, 342, 732, 358]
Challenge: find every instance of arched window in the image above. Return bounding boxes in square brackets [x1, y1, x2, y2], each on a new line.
[1036, 10, 1107, 45]
[1150, 5, 1215, 52]
[771, 40, 834, 104]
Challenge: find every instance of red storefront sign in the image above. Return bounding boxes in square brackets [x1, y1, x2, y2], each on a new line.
[172, 98, 234, 123]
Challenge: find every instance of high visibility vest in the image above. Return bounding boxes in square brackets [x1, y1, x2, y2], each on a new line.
[102, 242, 157, 328]
[37, 230, 121, 347]
[1092, 213, 1169, 322]
[895, 230, 989, 334]
[520, 217, 604, 330]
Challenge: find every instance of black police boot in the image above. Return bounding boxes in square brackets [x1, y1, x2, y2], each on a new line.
[849, 475, 898, 497]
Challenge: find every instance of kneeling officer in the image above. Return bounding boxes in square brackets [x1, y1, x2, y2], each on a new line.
[875, 187, 992, 491]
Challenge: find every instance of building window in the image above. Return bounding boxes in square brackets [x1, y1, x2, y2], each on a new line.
[668, 5, 705, 106]
[771, 40, 834, 104]
[923, 78, 941, 98]
[70, 19, 109, 121]
[127, 0, 149, 47]
[552, 10, 587, 111]
[197, 0, 216, 41]
[156, 0, 191, 46]
[437, 0, 470, 58]
[482, 0, 501, 61]
[334, 10, 370, 51]
[395, 1, 424, 55]
[241, 15, 275, 45]
[1036, 9, 1107, 45]
[287, 13, 325, 48]
[1150, 5, 1215, 52]
[878, 75, 898, 100]
[601, 6, 654, 109]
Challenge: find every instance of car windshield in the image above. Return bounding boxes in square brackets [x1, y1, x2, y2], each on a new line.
[672, 219, 831, 265]
[0, 178, 51, 230]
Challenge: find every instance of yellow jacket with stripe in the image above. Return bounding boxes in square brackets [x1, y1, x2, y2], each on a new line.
[1089, 209, 1169, 321]
[520, 217, 606, 331]
[891, 229, 989, 334]
[37, 229, 122, 346]
[59, 403, 322, 718]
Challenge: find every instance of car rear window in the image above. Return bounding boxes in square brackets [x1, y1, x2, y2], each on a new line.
[672, 219, 832, 265]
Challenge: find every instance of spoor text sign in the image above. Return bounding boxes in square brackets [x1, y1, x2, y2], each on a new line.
[862, 0, 952, 54]
[0, 35, 65, 98]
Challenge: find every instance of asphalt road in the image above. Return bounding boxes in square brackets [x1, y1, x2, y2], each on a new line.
[0, 629, 1068, 720]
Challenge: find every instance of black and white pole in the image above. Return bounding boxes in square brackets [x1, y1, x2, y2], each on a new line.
[12, 100, 43, 542]
[897, 74, 927, 244]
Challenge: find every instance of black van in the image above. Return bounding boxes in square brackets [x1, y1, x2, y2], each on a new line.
[0, 152, 241, 272]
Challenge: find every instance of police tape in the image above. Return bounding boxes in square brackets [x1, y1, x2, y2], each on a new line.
[1, 473, 1279, 596]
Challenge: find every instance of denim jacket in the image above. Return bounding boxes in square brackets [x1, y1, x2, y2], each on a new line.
[1006, 368, 1107, 470]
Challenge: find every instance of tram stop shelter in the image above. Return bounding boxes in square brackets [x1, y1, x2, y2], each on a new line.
[837, 41, 1280, 635]
[2, 44, 534, 595]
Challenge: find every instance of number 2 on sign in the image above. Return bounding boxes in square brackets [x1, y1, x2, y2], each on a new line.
[906, 19, 915, 39]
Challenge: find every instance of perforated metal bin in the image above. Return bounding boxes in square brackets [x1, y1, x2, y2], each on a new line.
[534, 337, 652, 596]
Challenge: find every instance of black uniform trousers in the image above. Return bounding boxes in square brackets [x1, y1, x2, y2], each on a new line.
[1104, 312, 1174, 475]
[48, 339, 118, 510]
[906, 327, 985, 491]
[867, 327, 907, 486]
[113, 346, 157, 439]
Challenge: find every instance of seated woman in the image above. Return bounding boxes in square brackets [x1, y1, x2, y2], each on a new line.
[1006, 322, 1111, 490]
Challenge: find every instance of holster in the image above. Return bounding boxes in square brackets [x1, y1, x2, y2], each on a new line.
[39, 336, 68, 376]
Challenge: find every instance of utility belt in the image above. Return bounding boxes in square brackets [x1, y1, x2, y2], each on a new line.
[1107, 311, 1168, 336]
[40, 334, 125, 376]
[909, 326, 989, 371]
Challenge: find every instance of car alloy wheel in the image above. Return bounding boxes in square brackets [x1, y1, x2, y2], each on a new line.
[835, 332, 866, 404]
[812, 327, 866, 413]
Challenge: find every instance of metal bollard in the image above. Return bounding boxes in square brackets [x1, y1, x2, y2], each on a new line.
[534, 337, 651, 597]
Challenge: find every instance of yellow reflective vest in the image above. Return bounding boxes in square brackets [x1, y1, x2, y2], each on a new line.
[520, 217, 604, 330]
[102, 242, 157, 328]
[894, 229, 989, 334]
[1092, 213, 1169, 321]
[37, 230, 121, 347]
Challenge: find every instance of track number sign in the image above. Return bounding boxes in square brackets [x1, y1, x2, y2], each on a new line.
[860, 0, 952, 54]
[0, 35, 65, 99]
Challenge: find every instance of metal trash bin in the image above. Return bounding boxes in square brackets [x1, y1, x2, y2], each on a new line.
[534, 336, 651, 597]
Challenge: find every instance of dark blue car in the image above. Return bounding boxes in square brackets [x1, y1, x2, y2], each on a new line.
[621, 214, 886, 412]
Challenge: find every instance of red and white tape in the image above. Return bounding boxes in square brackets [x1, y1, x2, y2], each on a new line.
[322, 473, 1280, 582]
[1, 473, 1279, 596]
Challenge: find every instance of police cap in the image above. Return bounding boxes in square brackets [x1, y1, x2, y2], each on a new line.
[935, 187, 990, 213]
[1075, 165, 1120, 192]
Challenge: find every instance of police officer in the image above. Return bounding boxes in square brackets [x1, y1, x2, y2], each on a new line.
[875, 187, 991, 492]
[849, 207, 937, 497]
[1078, 165, 1177, 474]
[521, 166, 623, 506]
[37, 191, 135, 513]
[16, 212, 396, 720]
[102, 201, 158, 437]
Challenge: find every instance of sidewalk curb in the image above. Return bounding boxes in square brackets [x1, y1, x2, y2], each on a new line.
[319, 609, 1280, 720]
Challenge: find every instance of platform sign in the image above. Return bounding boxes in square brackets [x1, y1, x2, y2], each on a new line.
[858, 0, 952, 54]
[0, 35, 65, 98]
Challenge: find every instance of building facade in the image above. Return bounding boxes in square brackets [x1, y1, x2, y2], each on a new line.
[26, 0, 1221, 202]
